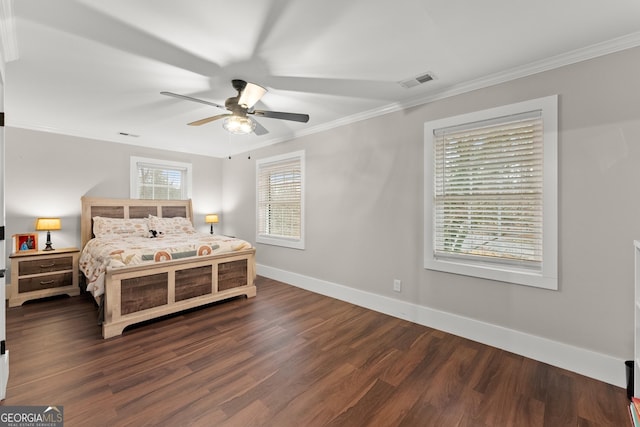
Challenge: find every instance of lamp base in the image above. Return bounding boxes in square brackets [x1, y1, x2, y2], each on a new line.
[43, 231, 54, 251]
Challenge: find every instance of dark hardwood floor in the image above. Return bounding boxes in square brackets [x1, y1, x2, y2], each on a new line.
[1, 276, 630, 426]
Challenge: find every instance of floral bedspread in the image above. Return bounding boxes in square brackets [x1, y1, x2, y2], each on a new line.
[79, 233, 252, 299]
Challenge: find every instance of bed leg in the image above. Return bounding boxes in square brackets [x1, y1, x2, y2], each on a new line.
[102, 323, 126, 339]
[245, 286, 257, 298]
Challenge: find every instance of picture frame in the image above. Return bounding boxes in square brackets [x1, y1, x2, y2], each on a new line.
[14, 233, 38, 253]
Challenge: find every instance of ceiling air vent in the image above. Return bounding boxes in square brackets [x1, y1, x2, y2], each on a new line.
[118, 132, 140, 137]
[399, 72, 435, 89]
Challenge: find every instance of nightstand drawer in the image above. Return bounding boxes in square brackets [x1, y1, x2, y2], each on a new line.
[19, 256, 73, 275]
[18, 272, 73, 292]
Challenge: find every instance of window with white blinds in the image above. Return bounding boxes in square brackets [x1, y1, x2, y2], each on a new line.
[424, 96, 558, 290]
[130, 157, 192, 200]
[434, 111, 543, 266]
[256, 151, 305, 249]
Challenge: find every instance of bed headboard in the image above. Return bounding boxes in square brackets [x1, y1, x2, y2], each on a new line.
[80, 196, 194, 249]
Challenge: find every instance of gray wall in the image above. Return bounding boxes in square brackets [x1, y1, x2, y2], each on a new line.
[223, 46, 640, 361]
[4, 128, 223, 279]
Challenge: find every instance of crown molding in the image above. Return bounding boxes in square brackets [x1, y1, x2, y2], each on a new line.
[8, 119, 307, 158]
[290, 31, 640, 139]
[0, 0, 19, 68]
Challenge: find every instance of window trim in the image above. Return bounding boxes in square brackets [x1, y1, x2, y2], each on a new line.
[255, 150, 305, 250]
[130, 156, 192, 200]
[424, 95, 558, 290]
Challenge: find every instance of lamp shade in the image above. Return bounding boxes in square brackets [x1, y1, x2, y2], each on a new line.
[35, 217, 61, 231]
[205, 214, 219, 224]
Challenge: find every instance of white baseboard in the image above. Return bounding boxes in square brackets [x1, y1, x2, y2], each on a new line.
[257, 264, 627, 388]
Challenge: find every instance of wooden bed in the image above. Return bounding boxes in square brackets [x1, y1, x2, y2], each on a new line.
[80, 196, 256, 339]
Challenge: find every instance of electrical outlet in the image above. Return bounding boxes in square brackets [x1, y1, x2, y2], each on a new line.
[393, 279, 402, 292]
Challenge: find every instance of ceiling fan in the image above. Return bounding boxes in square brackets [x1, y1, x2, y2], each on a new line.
[161, 79, 310, 135]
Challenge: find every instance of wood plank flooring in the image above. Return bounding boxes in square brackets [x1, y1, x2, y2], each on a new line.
[1, 276, 630, 426]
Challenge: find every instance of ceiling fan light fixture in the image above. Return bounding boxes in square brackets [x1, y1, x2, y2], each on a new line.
[162, 79, 309, 136]
[223, 115, 255, 135]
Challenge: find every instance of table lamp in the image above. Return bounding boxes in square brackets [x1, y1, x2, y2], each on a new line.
[205, 214, 219, 234]
[35, 217, 61, 251]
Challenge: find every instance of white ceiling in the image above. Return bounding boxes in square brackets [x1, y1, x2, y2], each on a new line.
[5, 0, 640, 158]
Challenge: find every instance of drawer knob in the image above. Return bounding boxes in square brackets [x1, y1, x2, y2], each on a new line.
[39, 280, 55, 286]
[39, 263, 56, 268]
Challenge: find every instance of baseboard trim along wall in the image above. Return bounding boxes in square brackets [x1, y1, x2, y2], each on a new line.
[257, 264, 625, 388]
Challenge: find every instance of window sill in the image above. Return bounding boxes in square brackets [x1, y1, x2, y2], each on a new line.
[256, 235, 305, 250]
[424, 257, 557, 290]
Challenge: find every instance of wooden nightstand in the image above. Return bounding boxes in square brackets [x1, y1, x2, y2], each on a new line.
[9, 247, 80, 307]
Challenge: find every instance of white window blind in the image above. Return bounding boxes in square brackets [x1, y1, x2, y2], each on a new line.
[424, 95, 558, 290]
[256, 151, 305, 249]
[433, 110, 543, 267]
[130, 157, 192, 200]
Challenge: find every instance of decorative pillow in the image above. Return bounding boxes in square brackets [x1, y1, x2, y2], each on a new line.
[147, 215, 196, 235]
[93, 217, 149, 238]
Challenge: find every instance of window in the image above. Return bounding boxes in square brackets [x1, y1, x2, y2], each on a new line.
[256, 151, 305, 249]
[130, 157, 192, 200]
[424, 95, 557, 289]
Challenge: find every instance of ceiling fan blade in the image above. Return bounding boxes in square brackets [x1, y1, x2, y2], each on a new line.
[161, 91, 225, 110]
[251, 118, 269, 136]
[188, 113, 231, 126]
[237, 82, 267, 109]
[251, 110, 310, 123]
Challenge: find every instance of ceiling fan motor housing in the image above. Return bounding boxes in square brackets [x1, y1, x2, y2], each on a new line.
[232, 79, 247, 93]
[225, 96, 246, 116]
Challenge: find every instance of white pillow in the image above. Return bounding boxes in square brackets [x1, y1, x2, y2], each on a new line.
[148, 215, 196, 235]
[93, 217, 149, 238]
